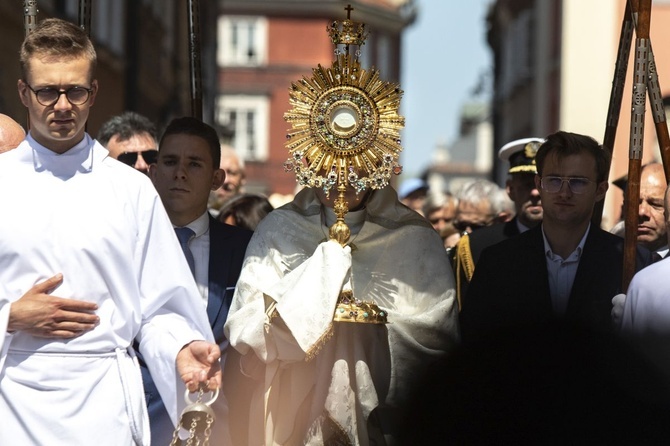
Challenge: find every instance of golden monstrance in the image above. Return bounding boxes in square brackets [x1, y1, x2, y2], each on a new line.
[283, 5, 405, 324]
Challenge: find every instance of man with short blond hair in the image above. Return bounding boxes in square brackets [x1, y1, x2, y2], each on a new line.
[0, 18, 220, 445]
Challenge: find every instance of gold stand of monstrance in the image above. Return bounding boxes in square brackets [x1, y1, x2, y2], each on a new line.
[283, 5, 404, 324]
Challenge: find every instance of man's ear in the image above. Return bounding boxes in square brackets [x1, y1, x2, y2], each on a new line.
[495, 211, 512, 224]
[17, 79, 30, 107]
[211, 168, 225, 190]
[88, 79, 99, 107]
[148, 163, 158, 184]
[595, 180, 609, 202]
[505, 179, 513, 200]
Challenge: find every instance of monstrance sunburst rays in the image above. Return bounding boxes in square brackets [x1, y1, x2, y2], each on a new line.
[283, 53, 405, 202]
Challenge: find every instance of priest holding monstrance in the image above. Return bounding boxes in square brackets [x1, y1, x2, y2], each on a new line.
[223, 7, 459, 445]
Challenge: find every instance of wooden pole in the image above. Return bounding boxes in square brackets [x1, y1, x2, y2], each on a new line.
[592, 1, 634, 228]
[79, 0, 91, 133]
[622, 0, 651, 292]
[628, 0, 670, 182]
[23, 0, 39, 130]
[78, 0, 91, 36]
[187, 0, 203, 119]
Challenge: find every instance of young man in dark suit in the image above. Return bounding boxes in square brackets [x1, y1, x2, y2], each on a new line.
[460, 131, 650, 343]
[147, 117, 253, 444]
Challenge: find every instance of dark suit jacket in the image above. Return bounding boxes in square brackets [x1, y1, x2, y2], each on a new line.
[469, 217, 522, 265]
[460, 225, 651, 344]
[141, 215, 253, 445]
[452, 218, 521, 307]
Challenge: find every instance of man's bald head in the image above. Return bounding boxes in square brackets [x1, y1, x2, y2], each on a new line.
[638, 163, 668, 251]
[215, 145, 245, 202]
[0, 114, 26, 153]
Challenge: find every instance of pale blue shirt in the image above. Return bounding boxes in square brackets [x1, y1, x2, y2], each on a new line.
[175, 211, 211, 305]
[542, 225, 590, 316]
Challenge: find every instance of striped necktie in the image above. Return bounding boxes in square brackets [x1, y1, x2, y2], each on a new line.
[175, 227, 196, 277]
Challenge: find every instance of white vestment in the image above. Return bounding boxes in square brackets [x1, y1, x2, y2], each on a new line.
[621, 258, 670, 335]
[0, 135, 214, 445]
[224, 187, 459, 445]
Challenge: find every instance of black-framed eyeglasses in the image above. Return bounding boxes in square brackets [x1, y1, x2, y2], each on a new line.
[117, 150, 159, 166]
[26, 84, 93, 107]
[540, 176, 595, 194]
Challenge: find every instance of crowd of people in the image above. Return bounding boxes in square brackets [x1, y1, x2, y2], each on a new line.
[3, 16, 670, 446]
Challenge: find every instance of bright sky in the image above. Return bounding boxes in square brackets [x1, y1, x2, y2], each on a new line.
[400, 0, 494, 179]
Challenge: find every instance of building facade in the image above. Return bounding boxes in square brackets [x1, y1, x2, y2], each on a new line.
[0, 0, 218, 137]
[217, 0, 416, 196]
[487, 0, 670, 228]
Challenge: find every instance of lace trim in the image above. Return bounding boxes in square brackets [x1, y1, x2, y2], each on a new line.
[304, 322, 334, 362]
[263, 299, 333, 362]
[323, 413, 353, 446]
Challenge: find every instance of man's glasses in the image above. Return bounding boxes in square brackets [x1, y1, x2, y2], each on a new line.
[540, 176, 595, 194]
[117, 150, 159, 166]
[26, 85, 93, 107]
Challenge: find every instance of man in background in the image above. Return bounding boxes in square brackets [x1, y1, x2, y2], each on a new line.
[633, 163, 667, 258]
[423, 190, 458, 234]
[452, 138, 544, 307]
[620, 177, 670, 335]
[423, 190, 460, 249]
[610, 163, 669, 327]
[97, 111, 158, 174]
[452, 179, 512, 235]
[399, 177, 429, 215]
[148, 117, 253, 445]
[0, 113, 26, 153]
[611, 163, 667, 259]
[449, 178, 511, 306]
[209, 144, 246, 212]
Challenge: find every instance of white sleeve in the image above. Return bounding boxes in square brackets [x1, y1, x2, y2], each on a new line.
[0, 299, 12, 371]
[134, 190, 214, 425]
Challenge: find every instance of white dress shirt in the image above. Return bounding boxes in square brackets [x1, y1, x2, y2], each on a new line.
[176, 211, 211, 306]
[542, 225, 590, 316]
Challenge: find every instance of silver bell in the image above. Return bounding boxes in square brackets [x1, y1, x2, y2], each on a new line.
[170, 388, 219, 445]
[180, 401, 215, 434]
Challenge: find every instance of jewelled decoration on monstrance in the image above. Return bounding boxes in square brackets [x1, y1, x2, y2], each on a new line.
[283, 5, 404, 324]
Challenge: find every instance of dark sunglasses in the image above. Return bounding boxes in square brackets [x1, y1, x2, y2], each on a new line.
[452, 216, 496, 233]
[117, 150, 159, 166]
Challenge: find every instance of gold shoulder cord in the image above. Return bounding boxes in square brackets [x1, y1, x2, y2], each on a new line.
[454, 234, 475, 310]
